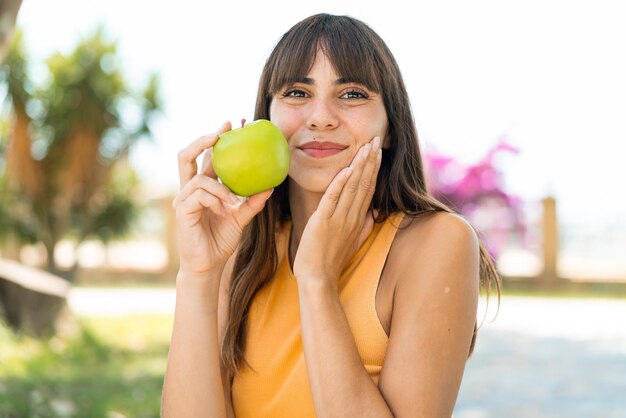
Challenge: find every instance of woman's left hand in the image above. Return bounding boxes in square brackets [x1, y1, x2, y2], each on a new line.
[293, 136, 383, 288]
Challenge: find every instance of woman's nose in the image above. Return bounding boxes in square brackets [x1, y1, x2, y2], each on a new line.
[306, 99, 339, 130]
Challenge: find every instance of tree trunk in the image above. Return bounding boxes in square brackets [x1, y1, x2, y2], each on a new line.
[44, 239, 80, 282]
[44, 239, 58, 273]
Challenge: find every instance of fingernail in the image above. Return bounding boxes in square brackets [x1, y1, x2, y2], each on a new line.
[362, 144, 371, 159]
[344, 167, 354, 177]
[372, 137, 380, 153]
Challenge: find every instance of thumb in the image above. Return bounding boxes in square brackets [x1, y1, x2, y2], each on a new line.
[236, 188, 274, 225]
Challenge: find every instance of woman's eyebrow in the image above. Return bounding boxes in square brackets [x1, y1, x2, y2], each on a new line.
[290, 77, 361, 85]
[335, 77, 359, 85]
[287, 77, 371, 89]
[291, 77, 315, 85]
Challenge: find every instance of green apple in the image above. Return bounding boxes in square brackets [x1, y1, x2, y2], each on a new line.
[212, 119, 290, 196]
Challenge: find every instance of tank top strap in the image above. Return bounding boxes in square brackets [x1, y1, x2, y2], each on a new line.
[338, 212, 405, 374]
[339, 211, 405, 291]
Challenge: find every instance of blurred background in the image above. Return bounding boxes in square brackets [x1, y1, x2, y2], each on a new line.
[1, 1, 625, 417]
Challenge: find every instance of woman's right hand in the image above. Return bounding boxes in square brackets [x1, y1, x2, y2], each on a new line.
[173, 121, 274, 280]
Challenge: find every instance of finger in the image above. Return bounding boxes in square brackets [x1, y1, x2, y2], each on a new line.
[333, 139, 374, 216]
[176, 188, 227, 217]
[235, 188, 274, 226]
[358, 137, 382, 215]
[199, 118, 246, 177]
[177, 121, 232, 187]
[174, 174, 239, 207]
[352, 137, 379, 210]
[357, 210, 376, 245]
[316, 166, 354, 218]
[200, 148, 218, 179]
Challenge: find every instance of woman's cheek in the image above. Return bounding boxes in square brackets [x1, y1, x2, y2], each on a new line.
[271, 106, 302, 137]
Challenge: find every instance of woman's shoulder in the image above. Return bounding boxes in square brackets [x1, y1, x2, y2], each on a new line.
[393, 209, 477, 238]
[389, 211, 479, 273]
[377, 211, 480, 344]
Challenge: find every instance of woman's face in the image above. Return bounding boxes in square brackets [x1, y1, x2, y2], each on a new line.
[269, 50, 388, 194]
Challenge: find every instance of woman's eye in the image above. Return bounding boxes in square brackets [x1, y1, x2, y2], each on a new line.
[343, 89, 368, 99]
[283, 89, 307, 98]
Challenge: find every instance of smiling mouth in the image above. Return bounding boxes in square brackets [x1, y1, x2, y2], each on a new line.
[298, 140, 348, 158]
[299, 141, 349, 158]
[299, 147, 346, 158]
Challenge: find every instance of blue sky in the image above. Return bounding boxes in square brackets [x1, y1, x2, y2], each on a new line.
[14, 0, 626, 225]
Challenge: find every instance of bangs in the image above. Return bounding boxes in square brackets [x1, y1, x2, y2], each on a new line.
[266, 15, 383, 95]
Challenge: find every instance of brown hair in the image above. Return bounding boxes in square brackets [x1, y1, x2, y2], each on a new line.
[221, 13, 500, 378]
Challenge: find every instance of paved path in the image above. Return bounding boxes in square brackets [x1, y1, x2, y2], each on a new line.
[68, 287, 176, 316]
[456, 297, 626, 418]
[68, 290, 626, 417]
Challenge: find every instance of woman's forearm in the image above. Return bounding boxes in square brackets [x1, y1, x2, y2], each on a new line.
[297, 279, 394, 418]
[161, 271, 227, 418]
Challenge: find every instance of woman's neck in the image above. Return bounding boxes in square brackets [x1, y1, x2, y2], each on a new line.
[287, 180, 324, 268]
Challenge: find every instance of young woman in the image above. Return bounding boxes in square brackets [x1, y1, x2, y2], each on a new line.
[162, 13, 499, 418]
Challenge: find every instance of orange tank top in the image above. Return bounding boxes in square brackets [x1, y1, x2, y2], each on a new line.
[231, 212, 405, 418]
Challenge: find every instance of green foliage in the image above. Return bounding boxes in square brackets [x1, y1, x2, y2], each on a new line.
[0, 30, 31, 109]
[0, 26, 162, 273]
[43, 26, 126, 155]
[0, 314, 173, 417]
[79, 161, 141, 243]
[0, 177, 39, 243]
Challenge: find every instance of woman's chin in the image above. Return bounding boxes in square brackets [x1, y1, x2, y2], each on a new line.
[287, 174, 336, 195]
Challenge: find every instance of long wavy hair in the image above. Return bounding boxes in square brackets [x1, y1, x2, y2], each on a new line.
[222, 13, 500, 379]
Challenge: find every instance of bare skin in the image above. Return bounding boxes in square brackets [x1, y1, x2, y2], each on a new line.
[162, 51, 479, 418]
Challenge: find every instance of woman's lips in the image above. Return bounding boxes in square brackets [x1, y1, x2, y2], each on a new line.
[299, 148, 345, 158]
[298, 141, 348, 158]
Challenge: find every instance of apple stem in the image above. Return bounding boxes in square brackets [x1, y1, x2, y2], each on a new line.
[241, 118, 246, 128]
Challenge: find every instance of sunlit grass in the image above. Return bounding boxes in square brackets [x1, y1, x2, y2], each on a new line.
[0, 314, 173, 418]
[500, 284, 626, 299]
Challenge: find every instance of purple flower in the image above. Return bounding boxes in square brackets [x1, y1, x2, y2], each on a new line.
[424, 138, 525, 259]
